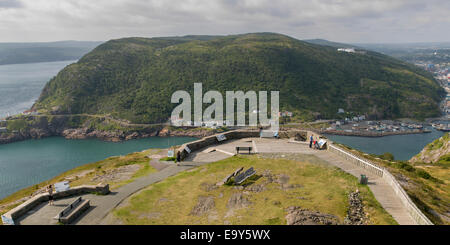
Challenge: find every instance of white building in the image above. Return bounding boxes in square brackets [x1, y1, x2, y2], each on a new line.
[337, 48, 355, 53]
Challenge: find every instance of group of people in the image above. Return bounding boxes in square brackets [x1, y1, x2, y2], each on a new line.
[309, 134, 321, 150]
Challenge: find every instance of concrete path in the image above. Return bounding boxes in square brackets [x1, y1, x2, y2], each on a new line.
[18, 162, 205, 225]
[17, 137, 416, 225]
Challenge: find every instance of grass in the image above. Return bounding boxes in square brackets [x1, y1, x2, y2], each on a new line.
[0, 149, 159, 216]
[159, 157, 176, 162]
[113, 154, 396, 225]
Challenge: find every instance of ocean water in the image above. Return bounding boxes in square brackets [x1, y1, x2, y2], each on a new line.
[324, 128, 445, 161]
[0, 136, 196, 199]
[0, 60, 75, 118]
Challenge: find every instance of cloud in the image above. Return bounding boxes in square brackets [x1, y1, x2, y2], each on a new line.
[0, 0, 448, 43]
[0, 0, 22, 9]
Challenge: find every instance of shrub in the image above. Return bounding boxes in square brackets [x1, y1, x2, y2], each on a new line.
[416, 169, 431, 179]
[379, 152, 394, 161]
[396, 162, 415, 172]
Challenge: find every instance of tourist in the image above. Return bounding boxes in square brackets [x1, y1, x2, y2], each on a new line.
[47, 184, 54, 206]
[309, 134, 313, 148]
[176, 151, 181, 163]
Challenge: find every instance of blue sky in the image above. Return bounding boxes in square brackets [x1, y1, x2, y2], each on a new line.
[0, 0, 449, 43]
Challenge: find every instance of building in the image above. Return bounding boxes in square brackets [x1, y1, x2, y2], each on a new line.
[338, 108, 345, 114]
[337, 48, 355, 53]
[0, 127, 7, 133]
[23, 109, 38, 116]
[280, 111, 293, 117]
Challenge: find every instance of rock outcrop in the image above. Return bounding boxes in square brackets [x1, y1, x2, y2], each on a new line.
[285, 206, 340, 225]
[190, 196, 215, 216]
[410, 133, 449, 163]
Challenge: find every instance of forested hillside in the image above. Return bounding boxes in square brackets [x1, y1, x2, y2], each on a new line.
[33, 33, 445, 123]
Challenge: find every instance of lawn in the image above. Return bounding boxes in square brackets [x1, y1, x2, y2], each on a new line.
[113, 154, 396, 225]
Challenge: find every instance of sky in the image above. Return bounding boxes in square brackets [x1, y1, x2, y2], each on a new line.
[0, 0, 449, 43]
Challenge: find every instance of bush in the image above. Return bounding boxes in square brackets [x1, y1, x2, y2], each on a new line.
[396, 162, 415, 172]
[416, 169, 432, 179]
[379, 152, 394, 161]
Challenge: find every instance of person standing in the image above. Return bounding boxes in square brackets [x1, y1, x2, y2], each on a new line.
[176, 151, 181, 163]
[309, 134, 314, 148]
[47, 184, 54, 206]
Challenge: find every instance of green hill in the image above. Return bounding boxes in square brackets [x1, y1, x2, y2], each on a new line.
[33, 33, 445, 123]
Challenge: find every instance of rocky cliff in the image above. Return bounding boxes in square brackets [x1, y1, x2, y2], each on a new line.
[410, 133, 449, 163]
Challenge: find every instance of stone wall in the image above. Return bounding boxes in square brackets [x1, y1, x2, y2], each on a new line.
[177, 129, 259, 160]
[1, 184, 109, 225]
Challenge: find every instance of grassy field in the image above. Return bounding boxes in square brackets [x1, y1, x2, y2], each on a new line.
[0, 149, 159, 216]
[113, 154, 396, 225]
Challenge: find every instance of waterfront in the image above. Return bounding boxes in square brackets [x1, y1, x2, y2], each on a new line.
[325, 128, 445, 161]
[0, 136, 196, 199]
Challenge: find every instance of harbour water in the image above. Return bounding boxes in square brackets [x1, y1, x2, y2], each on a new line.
[324, 128, 445, 161]
[0, 136, 196, 199]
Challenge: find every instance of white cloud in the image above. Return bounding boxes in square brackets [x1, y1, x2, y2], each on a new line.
[0, 0, 448, 43]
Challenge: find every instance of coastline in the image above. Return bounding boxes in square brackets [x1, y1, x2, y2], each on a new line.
[0, 115, 218, 145]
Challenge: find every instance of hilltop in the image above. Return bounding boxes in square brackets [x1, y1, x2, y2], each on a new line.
[33, 33, 445, 123]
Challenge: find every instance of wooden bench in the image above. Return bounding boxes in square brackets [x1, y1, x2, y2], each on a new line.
[236, 146, 252, 154]
[55, 197, 90, 224]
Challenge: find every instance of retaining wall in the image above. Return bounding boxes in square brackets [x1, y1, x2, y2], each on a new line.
[177, 129, 259, 160]
[1, 184, 109, 225]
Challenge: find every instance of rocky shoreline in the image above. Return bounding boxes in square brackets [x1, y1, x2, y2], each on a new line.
[0, 114, 229, 145]
[0, 125, 218, 145]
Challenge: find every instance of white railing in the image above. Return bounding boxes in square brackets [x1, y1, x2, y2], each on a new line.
[329, 144, 384, 177]
[328, 143, 433, 225]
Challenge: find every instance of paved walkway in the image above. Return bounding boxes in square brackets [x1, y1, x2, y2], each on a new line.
[17, 138, 416, 225]
[18, 162, 206, 225]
